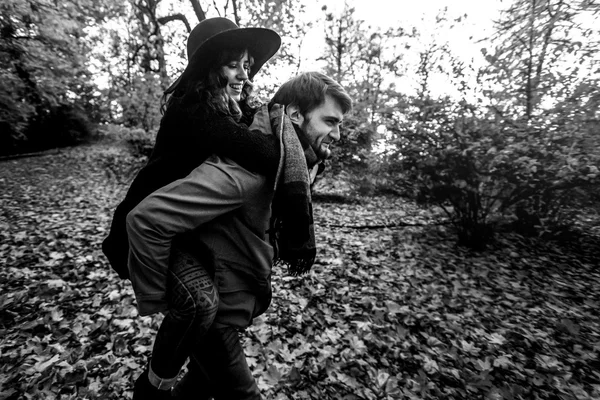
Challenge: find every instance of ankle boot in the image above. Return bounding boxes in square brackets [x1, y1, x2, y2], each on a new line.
[132, 369, 172, 400]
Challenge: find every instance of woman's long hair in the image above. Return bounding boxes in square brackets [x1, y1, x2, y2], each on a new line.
[160, 46, 255, 120]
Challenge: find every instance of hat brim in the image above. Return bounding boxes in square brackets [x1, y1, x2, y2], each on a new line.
[169, 27, 281, 92]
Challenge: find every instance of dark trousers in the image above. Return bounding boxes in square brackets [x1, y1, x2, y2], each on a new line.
[150, 248, 219, 379]
[172, 326, 262, 400]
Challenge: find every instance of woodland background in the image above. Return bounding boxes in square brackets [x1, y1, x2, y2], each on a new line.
[0, 0, 599, 399]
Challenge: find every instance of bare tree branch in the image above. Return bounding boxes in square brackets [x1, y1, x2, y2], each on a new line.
[157, 14, 191, 32]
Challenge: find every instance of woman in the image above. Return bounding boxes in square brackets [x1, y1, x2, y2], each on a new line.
[100, 18, 281, 399]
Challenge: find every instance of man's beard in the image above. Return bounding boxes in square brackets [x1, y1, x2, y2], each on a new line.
[296, 120, 330, 160]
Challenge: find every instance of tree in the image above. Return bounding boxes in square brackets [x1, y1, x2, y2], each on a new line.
[320, 3, 365, 86]
[475, 0, 600, 223]
[129, 0, 169, 84]
[482, 0, 599, 120]
[126, 0, 208, 86]
[380, 1, 600, 246]
[319, 3, 399, 174]
[227, 0, 312, 95]
[93, 0, 207, 133]
[0, 0, 112, 153]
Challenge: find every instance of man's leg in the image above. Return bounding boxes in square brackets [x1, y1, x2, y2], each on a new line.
[170, 357, 214, 400]
[173, 326, 262, 400]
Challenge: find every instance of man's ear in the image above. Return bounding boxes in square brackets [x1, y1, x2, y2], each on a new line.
[286, 104, 304, 126]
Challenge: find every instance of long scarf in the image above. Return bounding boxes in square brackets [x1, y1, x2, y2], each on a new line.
[250, 104, 318, 275]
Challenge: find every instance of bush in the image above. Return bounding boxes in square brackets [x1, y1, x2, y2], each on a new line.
[97, 124, 155, 158]
[352, 175, 376, 196]
[35, 104, 94, 147]
[0, 96, 94, 155]
[0, 85, 34, 156]
[118, 73, 163, 133]
[328, 114, 375, 175]
[0, 120, 26, 156]
[1, 103, 95, 155]
[125, 127, 155, 158]
[392, 98, 600, 249]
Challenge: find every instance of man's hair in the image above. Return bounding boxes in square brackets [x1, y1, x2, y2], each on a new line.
[271, 72, 352, 116]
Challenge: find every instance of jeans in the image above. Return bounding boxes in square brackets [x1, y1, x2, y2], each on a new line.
[172, 326, 262, 400]
[150, 247, 219, 379]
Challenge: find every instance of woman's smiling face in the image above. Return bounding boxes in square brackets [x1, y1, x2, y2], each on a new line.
[221, 50, 251, 102]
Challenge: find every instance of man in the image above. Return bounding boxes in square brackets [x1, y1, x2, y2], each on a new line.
[126, 72, 352, 399]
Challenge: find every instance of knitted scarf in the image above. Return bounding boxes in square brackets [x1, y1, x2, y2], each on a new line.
[250, 103, 318, 275]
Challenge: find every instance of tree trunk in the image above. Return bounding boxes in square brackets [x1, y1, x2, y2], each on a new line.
[337, 18, 343, 82]
[525, 0, 537, 120]
[188, 0, 206, 22]
[232, 0, 241, 25]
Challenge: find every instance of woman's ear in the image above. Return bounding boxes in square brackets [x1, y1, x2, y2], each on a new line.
[286, 104, 304, 126]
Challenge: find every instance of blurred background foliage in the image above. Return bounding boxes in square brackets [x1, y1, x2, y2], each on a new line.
[1, 0, 598, 248]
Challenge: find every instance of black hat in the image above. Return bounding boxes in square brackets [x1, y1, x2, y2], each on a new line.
[168, 17, 281, 91]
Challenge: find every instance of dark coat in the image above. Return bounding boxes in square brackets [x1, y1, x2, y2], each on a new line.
[102, 105, 280, 279]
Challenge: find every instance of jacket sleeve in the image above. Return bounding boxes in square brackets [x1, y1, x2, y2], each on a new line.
[125, 157, 252, 315]
[196, 114, 280, 178]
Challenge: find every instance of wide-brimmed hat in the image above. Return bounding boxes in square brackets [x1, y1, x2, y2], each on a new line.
[168, 17, 281, 92]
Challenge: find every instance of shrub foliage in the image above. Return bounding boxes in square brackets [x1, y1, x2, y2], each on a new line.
[389, 96, 599, 248]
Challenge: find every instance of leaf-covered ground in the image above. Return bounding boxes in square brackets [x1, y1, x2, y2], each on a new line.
[1, 144, 599, 400]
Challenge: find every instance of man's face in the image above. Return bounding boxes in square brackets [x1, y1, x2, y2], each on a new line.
[300, 95, 344, 159]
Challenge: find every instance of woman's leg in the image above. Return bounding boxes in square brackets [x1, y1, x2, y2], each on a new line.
[134, 247, 219, 399]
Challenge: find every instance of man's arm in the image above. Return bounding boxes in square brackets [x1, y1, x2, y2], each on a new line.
[125, 157, 252, 315]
